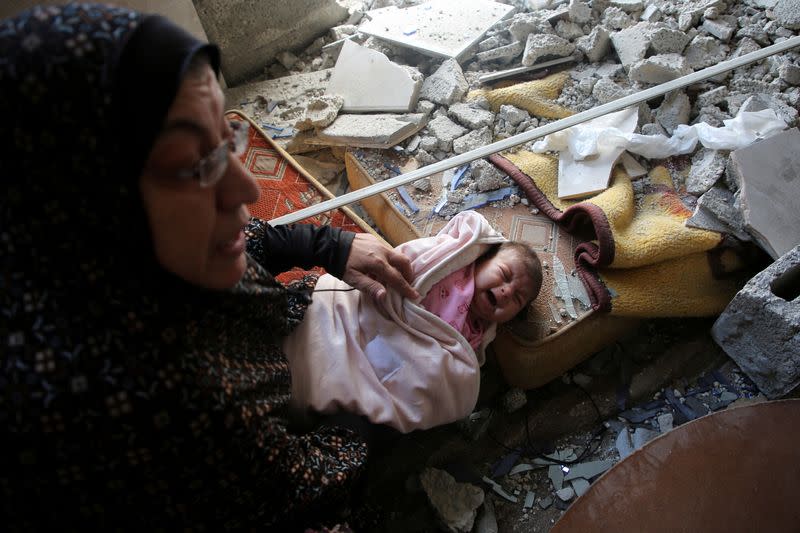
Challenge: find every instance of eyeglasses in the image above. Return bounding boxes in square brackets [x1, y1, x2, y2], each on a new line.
[175, 120, 250, 187]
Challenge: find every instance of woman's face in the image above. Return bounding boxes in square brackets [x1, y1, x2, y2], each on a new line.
[139, 63, 259, 290]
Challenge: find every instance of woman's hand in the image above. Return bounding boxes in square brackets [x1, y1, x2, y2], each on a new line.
[343, 233, 419, 303]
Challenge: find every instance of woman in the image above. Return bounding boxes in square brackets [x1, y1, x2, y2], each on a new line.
[0, 4, 416, 530]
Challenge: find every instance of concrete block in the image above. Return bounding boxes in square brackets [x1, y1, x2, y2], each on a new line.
[729, 128, 800, 259]
[740, 93, 799, 127]
[308, 113, 427, 149]
[604, 6, 635, 30]
[687, 148, 727, 196]
[294, 94, 343, 131]
[649, 26, 691, 55]
[609, 0, 644, 12]
[327, 40, 422, 113]
[702, 17, 736, 42]
[453, 127, 492, 155]
[610, 22, 654, 68]
[522, 33, 575, 67]
[447, 103, 495, 129]
[576, 26, 611, 63]
[592, 77, 633, 104]
[712, 245, 800, 399]
[568, 0, 593, 24]
[693, 184, 751, 241]
[419, 59, 469, 106]
[640, 4, 662, 22]
[555, 20, 585, 41]
[685, 35, 731, 70]
[656, 90, 690, 135]
[629, 54, 693, 84]
[194, 0, 349, 85]
[427, 115, 468, 152]
[774, 0, 800, 30]
[509, 13, 555, 42]
[476, 41, 524, 63]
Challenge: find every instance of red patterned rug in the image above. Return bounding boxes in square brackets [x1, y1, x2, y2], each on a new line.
[227, 110, 369, 281]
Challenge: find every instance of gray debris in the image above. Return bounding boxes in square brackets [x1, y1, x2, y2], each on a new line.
[712, 245, 800, 399]
[420, 59, 469, 105]
[522, 33, 576, 66]
[641, 4, 662, 22]
[657, 412, 674, 432]
[656, 91, 690, 135]
[448, 103, 495, 129]
[774, 0, 800, 30]
[294, 94, 344, 131]
[563, 460, 614, 481]
[629, 54, 693, 84]
[604, 6, 635, 30]
[685, 35, 731, 69]
[610, 22, 653, 68]
[474, 498, 498, 533]
[476, 41, 525, 63]
[548, 464, 565, 491]
[523, 491, 536, 509]
[570, 477, 591, 497]
[592, 77, 633, 104]
[576, 26, 611, 63]
[694, 184, 750, 240]
[420, 468, 485, 533]
[498, 105, 531, 127]
[740, 93, 799, 126]
[427, 115, 468, 152]
[649, 26, 691, 54]
[555, 20, 585, 41]
[568, 0, 593, 24]
[610, 0, 644, 12]
[556, 486, 575, 501]
[453, 127, 493, 154]
[687, 149, 728, 196]
[538, 496, 553, 509]
[702, 17, 736, 42]
[779, 62, 800, 85]
[631, 427, 660, 449]
[616, 428, 634, 459]
[471, 159, 508, 192]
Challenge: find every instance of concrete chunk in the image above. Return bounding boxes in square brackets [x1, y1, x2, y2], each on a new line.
[577, 26, 611, 63]
[695, 184, 750, 240]
[774, 0, 800, 30]
[609, 0, 644, 12]
[685, 35, 731, 70]
[687, 148, 728, 196]
[476, 41, 524, 63]
[448, 103, 495, 129]
[327, 40, 422, 113]
[294, 95, 344, 131]
[712, 245, 800, 399]
[610, 22, 654, 68]
[629, 54, 693, 84]
[420, 59, 469, 106]
[649, 27, 691, 54]
[656, 91, 690, 135]
[729, 128, 800, 259]
[522, 34, 576, 67]
[702, 17, 736, 42]
[740, 94, 799, 127]
[427, 115, 468, 152]
[568, 0, 593, 24]
[309, 113, 427, 149]
[453, 127, 493, 155]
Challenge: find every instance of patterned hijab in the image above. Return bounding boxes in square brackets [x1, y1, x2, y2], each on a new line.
[0, 4, 364, 529]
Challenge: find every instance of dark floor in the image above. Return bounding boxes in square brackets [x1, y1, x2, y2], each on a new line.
[355, 316, 754, 532]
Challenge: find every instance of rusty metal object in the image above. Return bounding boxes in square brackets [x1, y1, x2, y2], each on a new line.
[552, 399, 800, 533]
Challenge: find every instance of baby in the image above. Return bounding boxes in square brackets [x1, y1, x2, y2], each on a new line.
[283, 210, 542, 433]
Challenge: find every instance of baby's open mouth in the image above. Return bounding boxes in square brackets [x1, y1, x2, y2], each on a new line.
[486, 290, 496, 306]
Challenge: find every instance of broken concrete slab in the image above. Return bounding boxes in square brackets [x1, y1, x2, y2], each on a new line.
[358, 0, 514, 61]
[687, 148, 728, 196]
[453, 127, 493, 155]
[225, 69, 333, 111]
[420, 58, 469, 106]
[420, 467, 485, 533]
[327, 40, 422, 113]
[522, 33, 576, 67]
[307, 113, 427, 149]
[563, 460, 614, 481]
[712, 245, 800, 399]
[655, 91, 690, 135]
[610, 22, 654, 68]
[728, 128, 800, 258]
[294, 94, 343, 131]
[476, 41, 525, 64]
[576, 27, 611, 63]
[691, 184, 751, 241]
[629, 54, 693, 84]
[427, 115, 469, 152]
[448, 103, 495, 129]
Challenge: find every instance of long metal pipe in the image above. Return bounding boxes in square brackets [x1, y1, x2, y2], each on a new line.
[269, 35, 800, 226]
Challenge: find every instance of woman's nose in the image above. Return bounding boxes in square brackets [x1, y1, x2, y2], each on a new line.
[217, 154, 259, 210]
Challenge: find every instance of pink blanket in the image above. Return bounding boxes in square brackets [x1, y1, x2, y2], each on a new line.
[283, 211, 507, 432]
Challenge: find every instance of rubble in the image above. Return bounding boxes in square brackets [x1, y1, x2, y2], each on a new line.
[712, 245, 800, 399]
[420, 467, 485, 532]
[419, 58, 469, 105]
[308, 113, 427, 149]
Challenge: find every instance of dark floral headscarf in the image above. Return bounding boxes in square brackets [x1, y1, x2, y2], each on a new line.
[0, 4, 366, 530]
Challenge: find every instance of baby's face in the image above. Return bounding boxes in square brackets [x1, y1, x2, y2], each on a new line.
[471, 247, 536, 323]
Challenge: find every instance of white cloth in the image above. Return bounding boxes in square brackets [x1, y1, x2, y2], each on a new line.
[283, 211, 506, 433]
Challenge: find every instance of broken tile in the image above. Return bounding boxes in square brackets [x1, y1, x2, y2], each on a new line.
[616, 428, 634, 459]
[563, 460, 614, 481]
[556, 486, 575, 502]
[556, 107, 639, 199]
[308, 113, 427, 149]
[570, 477, 591, 498]
[657, 412, 674, 433]
[327, 40, 422, 113]
[523, 491, 536, 509]
[548, 464, 565, 491]
[728, 128, 800, 259]
[538, 496, 553, 510]
[359, 0, 514, 61]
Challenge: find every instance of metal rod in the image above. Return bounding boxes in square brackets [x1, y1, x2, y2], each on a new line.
[269, 35, 800, 226]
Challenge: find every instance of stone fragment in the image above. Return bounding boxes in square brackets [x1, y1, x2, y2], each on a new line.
[712, 245, 800, 399]
[641, 4, 661, 22]
[522, 34, 576, 67]
[328, 40, 422, 113]
[498, 105, 530, 127]
[616, 428, 634, 459]
[568, 0, 593, 24]
[774, 0, 800, 30]
[509, 13, 555, 42]
[556, 486, 575, 501]
[657, 412, 674, 432]
[736, 24, 770, 46]
[604, 6, 634, 29]
[778, 63, 800, 85]
[570, 478, 591, 498]
[649, 27, 691, 54]
[555, 20, 585, 40]
[427, 115, 468, 152]
[694, 184, 750, 240]
[563, 460, 614, 481]
[687, 149, 728, 196]
[728, 128, 800, 258]
[471, 159, 508, 192]
[448, 103, 495, 129]
[548, 464, 564, 491]
[420, 468, 485, 533]
[656, 91, 690, 135]
[629, 54, 693, 84]
[685, 35, 731, 70]
[632, 427, 660, 449]
[610, 22, 653, 67]
[476, 41, 524, 63]
[539, 496, 553, 509]
[310, 113, 427, 149]
[702, 17, 736, 42]
[609, 0, 644, 12]
[294, 95, 344, 131]
[420, 59, 469, 106]
[453, 127, 493, 154]
[277, 50, 299, 70]
[592, 77, 633, 104]
[576, 26, 611, 63]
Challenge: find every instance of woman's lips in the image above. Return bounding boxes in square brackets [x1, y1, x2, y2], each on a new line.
[218, 229, 246, 256]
